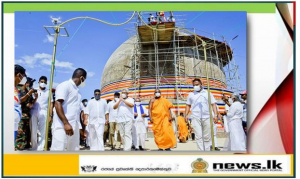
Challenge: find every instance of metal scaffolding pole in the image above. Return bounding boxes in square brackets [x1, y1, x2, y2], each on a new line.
[154, 30, 160, 88]
[209, 50, 217, 89]
[227, 40, 242, 93]
[222, 36, 234, 92]
[212, 32, 222, 90]
[195, 35, 201, 75]
[173, 30, 180, 115]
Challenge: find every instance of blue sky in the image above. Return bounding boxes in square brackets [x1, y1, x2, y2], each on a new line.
[15, 11, 246, 100]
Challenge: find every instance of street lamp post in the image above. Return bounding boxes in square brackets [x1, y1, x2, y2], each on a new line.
[44, 27, 60, 151]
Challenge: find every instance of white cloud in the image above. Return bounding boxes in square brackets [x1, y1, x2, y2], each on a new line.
[87, 71, 95, 77]
[41, 58, 75, 70]
[15, 55, 38, 68]
[16, 53, 75, 70]
[15, 44, 19, 47]
[43, 35, 54, 43]
[16, 53, 52, 68]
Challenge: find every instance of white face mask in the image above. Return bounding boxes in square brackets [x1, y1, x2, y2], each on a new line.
[121, 94, 127, 99]
[194, 85, 201, 92]
[228, 98, 233, 104]
[114, 97, 119, 101]
[79, 77, 86, 88]
[19, 76, 27, 85]
[39, 82, 47, 88]
[155, 92, 161, 97]
[135, 102, 141, 106]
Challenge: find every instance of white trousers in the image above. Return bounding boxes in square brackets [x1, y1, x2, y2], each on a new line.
[191, 117, 211, 151]
[223, 115, 230, 133]
[50, 122, 79, 151]
[117, 120, 132, 151]
[222, 133, 230, 151]
[222, 116, 230, 151]
[134, 133, 146, 149]
[210, 123, 218, 147]
[228, 118, 246, 151]
[132, 122, 146, 149]
[30, 110, 47, 151]
[88, 123, 105, 151]
[85, 124, 90, 146]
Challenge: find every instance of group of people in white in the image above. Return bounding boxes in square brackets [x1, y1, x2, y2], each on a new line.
[14, 66, 247, 151]
[80, 89, 149, 151]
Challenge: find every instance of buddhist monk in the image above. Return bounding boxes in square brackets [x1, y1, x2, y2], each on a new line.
[149, 89, 176, 151]
[177, 113, 189, 143]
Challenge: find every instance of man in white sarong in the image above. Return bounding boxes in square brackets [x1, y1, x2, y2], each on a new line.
[132, 98, 148, 150]
[223, 93, 246, 151]
[222, 104, 230, 150]
[84, 89, 108, 151]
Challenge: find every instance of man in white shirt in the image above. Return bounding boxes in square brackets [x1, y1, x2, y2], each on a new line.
[132, 97, 148, 150]
[51, 68, 87, 151]
[30, 76, 53, 151]
[240, 90, 247, 135]
[222, 103, 230, 150]
[113, 89, 134, 151]
[106, 92, 122, 150]
[84, 89, 108, 151]
[223, 93, 246, 151]
[185, 78, 218, 151]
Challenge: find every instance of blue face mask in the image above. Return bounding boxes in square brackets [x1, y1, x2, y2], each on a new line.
[95, 95, 101, 100]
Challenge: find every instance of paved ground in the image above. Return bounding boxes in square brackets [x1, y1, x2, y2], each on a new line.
[82, 134, 230, 152]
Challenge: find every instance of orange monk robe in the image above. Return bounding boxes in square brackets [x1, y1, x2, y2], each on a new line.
[177, 116, 189, 142]
[151, 97, 177, 149]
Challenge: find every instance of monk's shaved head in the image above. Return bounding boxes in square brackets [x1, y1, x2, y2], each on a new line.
[122, 89, 129, 94]
[135, 97, 141, 102]
[154, 89, 161, 94]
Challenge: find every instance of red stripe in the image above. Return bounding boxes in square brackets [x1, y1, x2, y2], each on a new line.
[14, 96, 19, 103]
[293, 1, 296, 25]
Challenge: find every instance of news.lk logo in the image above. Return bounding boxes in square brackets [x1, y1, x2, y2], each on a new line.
[213, 160, 283, 172]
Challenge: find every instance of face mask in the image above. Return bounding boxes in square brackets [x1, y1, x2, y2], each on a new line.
[135, 102, 141, 106]
[84, 102, 88, 106]
[114, 97, 119, 101]
[155, 93, 161, 97]
[26, 87, 30, 91]
[19, 75, 27, 85]
[194, 85, 201, 92]
[95, 95, 100, 100]
[121, 94, 127, 99]
[79, 77, 86, 88]
[39, 82, 47, 88]
[228, 98, 233, 104]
